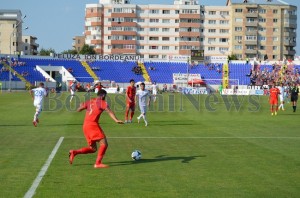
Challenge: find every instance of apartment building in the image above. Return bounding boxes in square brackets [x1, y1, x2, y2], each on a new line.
[72, 36, 85, 52]
[85, 0, 297, 61]
[22, 35, 39, 55]
[228, 0, 297, 61]
[0, 9, 24, 55]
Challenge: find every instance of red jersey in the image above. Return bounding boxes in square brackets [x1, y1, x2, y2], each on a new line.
[82, 98, 108, 124]
[269, 87, 280, 99]
[126, 86, 136, 103]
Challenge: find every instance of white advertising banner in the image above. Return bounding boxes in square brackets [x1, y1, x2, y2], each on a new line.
[173, 73, 201, 84]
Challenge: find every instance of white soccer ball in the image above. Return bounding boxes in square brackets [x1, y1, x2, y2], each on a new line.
[131, 150, 142, 161]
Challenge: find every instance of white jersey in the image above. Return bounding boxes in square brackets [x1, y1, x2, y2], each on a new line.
[136, 89, 150, 106]
[277, 86, 285, 97]
[152, 84, 158, 95]
[32, 87, 47, 105]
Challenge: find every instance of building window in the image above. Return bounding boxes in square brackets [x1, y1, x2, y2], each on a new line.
[137, 46, 144, 49]
[273, 55, 277, 59]
[258, 18, 266, 22]
[150, 28, 159, 32]
[235, 9, 242, 13]
[258, 36, 266, 41]
[235, 27, 242, 31]
[162, 10, 170, 14]
[138, 28, 144, 31]
[273, 28, 278, 32]
[150, 46, 159, 49]
[208, 47, 215, 51]
[25, 46, 28, 50]
[162, 19, 170, 23]
[273, 9, 278, 14]
[245, 36, 257, 40]
[150, 9, 159, 14]
[235, 45, 242, 50]
[150, 19, 159, 23]
[175, 10, 180, 14]
[208, 11, 216, 15]
[273, 37, 278, 41]
[175, 28, 179, 32]
[220, 20, 229, 25]
[219, 38, 228, 43]
[208, 20, 216, 24]
[162, 28, 169, 32]
[208, 29, 216, 33]
[175, 19, 179, 23]
[138, 36, 144, 40]
[273, 18, 278, 23]
[220, 11, 229, 15]
[162, 46, 169, 50]
[149, 37, 159, 41]
[259, 9, 266, 14]
[259, 46, 265, 50]
[219, 47, 228, 51]
[220, 29, 229, 33]
[235, 18, 243, 22]
[25, 39, 28, 43]
[273, 46, 277, 50]
[138, 18, 145, 22]
[208, 38, 216, 43]
[235, 36, 242, 40]
[162, 37, 170, 41]
[259, 27, 266, 32]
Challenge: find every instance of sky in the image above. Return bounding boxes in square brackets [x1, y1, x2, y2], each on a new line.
[2, 0, 300, 54]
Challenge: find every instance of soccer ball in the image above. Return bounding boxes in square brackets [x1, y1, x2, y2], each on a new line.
[131, 150, 142, 161]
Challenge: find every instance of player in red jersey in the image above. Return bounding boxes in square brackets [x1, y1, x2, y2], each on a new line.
[124, 79, 136, 123]
[69, 89, 123, 168]
[269, 83, 280, 116]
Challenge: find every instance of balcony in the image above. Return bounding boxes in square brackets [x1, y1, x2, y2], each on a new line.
[244, 40, 257, 45]
[284, 40, 296, 46]
[284, 22, 297, 29]
[284, 32, 296, 37]
[246, 12, 258, 18]
[283, 50, 296, 55]
[245, 21, 258, 27]
[245, 31, 257, 36]
[245, 49, 257, 54]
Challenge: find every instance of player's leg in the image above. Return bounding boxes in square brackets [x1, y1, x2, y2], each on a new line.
[94, 138, 109, 168]
[125, 104, 130, 123]
[70, 90, 75, 102]
[129, 105, 135, 123]
[69, 142, 97, 165]
[33, 104, 42, 127]
[141, 106, 148, 126]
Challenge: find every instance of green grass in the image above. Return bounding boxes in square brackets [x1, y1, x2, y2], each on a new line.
[0, 91, 299, 198]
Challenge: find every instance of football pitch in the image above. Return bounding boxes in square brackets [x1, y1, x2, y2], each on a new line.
[0, 91, 299, 198]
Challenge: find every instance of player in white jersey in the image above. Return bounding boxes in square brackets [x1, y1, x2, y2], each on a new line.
[151, 81, 158, 102]
[136, 83, 151, 126]
[70, 80, 77, 102]
[277, 83, 285, 111]
[29, 82, 48, 127]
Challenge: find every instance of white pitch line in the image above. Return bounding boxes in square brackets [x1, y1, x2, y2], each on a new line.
[24, 137, 64, 198]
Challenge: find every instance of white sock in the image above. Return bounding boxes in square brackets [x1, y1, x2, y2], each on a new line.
[142, 114, 147, 123]
[34, 112, 39, 121]
[70, 95, 74, 102]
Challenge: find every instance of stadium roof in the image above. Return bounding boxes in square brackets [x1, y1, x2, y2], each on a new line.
[226, 0, 294, 6]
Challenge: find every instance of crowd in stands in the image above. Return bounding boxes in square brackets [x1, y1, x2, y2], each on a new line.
[249, 62, 300, 86]
[132, 65, 143, 75]
[204, 63, 222, 74]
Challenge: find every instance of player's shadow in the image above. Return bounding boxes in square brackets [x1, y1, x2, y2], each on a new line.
[109, 154, 206, 167]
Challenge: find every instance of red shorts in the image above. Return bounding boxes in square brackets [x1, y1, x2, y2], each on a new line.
[126, 102, 135, 109]
[83, 123, 105, 146]
[269, 98, 278, 105]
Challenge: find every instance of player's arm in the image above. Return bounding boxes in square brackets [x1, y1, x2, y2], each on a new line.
[29, 90, 34, 100]
[126, 89, 132, 103]
[77, 102, 87, 112]
[105, 106, 123, 124]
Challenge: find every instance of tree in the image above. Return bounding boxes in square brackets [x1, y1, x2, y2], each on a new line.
[39, 48, 56, 56]
[228, 54, 238, 61]
[61, 49, 78, 54]
[79, 44, 95, 55]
